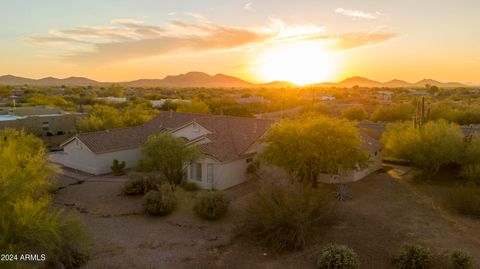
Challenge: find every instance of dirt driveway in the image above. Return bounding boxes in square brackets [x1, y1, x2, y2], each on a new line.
[54, 169, 480, 269]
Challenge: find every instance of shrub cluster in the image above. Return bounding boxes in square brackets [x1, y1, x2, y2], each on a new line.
[392, 244, 432, 269]
[142, 186, 177, 216]
[194, 191, 230, 220]
[122, 172, 164, 195]
[450, 250, 473, 269]
[316, 244, 360, 269]
[181, 180, 199, 191]
[239, 181, 329, 251]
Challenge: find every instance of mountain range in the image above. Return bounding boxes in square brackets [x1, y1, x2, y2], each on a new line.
[0, 72, 468, 88]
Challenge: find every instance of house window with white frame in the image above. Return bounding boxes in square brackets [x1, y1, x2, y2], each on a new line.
[190, 163, 202, 181]
[207, 164, 213, 183]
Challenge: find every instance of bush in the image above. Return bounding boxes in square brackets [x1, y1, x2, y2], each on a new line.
[443, 185, 480, 216]
[143, 187, 176, 216]
[451, 250, 473, 269]
[194, 191, 230, 220]
[239, 181, 329, 251]
[341, 105, 368, 121]
[392, 244, 432, 269]
[181, 180, 199, 191]
[122, 175, 144, 195]
[121, 172, 164, 195]
[111, 159, 126, 176]
[460, 163, 480, 185]
[53, 215, 93, 269]
[316, 244, 360, 269]
[246, 160, 260, 175]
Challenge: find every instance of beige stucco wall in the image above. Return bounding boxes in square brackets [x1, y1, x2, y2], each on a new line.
[319, 149, 383, 184]
[186, 157, 249, 190]
[62, 138, 141, 175]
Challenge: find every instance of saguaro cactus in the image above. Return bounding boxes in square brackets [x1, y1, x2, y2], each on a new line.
[413, 97, 430, 130]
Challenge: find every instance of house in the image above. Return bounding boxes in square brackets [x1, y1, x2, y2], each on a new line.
[150, 99, 191, 108]
[318, 132, 383, 184]
[0, 106, 85, 149]
[59, 112, 274, 190]
[235, 96, 271, 104]
[95, 96, 128, 103]
[372, 90, 394, 101]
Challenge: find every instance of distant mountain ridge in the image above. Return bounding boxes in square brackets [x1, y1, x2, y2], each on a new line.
[313, 76, 466, 88]
[0, 72, 468, 88]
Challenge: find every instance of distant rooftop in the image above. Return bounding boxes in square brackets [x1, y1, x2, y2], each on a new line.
[0, 115, 24, 122]
[0, 106, 62, 116]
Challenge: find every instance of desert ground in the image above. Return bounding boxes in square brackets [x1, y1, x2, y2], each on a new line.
[53, 166, 480, 269]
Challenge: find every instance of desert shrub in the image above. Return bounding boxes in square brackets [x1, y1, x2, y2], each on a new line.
[143, 187, 176, 216]
[194, 191, 230, 220]
[316, 244, 360, 269]
[122, 175, 144, 195]
[122, 172, 163, 195]
[460, 163, 480, 185]
[341, 105, 368, 121]
[239, 181, 329, 251]
[450, 250, 473, 269]
[181, 180, 199, 191]
[443, 185, 480, 216]
[246, 160, 260, 175]
[392, 244, 432, 269]
[53, 215, 92, 269]
[111, 159, 126, 176]
[371, 103, 414, 122]
[142, 174, 164, 193]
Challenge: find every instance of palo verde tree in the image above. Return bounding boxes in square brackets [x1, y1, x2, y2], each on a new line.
[0, 129, 91, 268]
[260, 116, 370, 188]
[138, 133, 200, 191]
[381, 120, 464, 174]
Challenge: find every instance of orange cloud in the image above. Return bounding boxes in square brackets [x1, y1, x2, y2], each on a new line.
[24, 18, 398, 65]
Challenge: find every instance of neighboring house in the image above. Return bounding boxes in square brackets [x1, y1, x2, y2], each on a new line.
[319, 132, 384, 184]
[0, 106, 85, 149]
[372, 90, 394, 101]
[150, 99, 191, 108]
[96, 96, 128, 103]
[235, 96, 271, 104]
[60, 112, 274, 190]
[319, 95, 336, 101]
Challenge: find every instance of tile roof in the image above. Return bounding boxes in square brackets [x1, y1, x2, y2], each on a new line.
[65, 112, 274, 162]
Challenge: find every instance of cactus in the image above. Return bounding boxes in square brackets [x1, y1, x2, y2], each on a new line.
[413, 97, 430, 130]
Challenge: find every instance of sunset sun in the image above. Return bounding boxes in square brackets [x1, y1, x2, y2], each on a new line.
[255, 41, 337, 85]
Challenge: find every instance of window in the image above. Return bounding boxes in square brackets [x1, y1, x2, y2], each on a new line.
[190, 163, 202, 181]
[42, 122, 49, 131]
[207, 164, 213, 183]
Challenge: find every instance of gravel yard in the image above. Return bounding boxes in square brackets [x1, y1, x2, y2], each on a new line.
[54, 167, 480, 269]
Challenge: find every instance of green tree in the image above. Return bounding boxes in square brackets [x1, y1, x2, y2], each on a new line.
[261, 116, 370, 188]
[138, 133, 200, 191]
[381, 120, 464, 174]
[0, 129, 91, 268]
[177, 98, 211, 114]
[341, 105, 368, 121]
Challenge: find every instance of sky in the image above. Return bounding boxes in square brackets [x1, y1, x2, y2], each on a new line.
[1, 0, 479, 84]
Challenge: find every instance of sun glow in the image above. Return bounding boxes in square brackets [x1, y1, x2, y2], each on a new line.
[255, 41, 337, 85]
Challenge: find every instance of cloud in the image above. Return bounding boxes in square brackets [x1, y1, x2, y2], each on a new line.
[167, 12, 176, 16]
[335, 8, 377, 19]
[243, 2, 253, 10]
[25, 18, 398, 65]
[184, 12, 206, 20]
